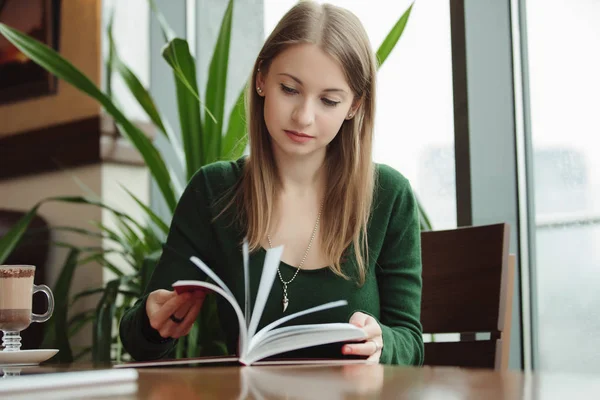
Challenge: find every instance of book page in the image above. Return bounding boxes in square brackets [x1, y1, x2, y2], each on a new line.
[247, 245, 284, 341]
[245, 327, 367, 365]
[189, 256, 235, 299]
[249, 300, 349, 350]
[186, 259, 249, 356]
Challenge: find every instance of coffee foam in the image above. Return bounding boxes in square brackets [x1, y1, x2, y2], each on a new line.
[0, 276, 33, 310]
[0, 266, 35, 279]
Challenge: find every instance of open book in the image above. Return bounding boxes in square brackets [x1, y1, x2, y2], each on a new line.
[115, 241, 367, 367]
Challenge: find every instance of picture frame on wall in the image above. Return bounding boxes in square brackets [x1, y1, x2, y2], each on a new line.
[0, 0, 61, 105]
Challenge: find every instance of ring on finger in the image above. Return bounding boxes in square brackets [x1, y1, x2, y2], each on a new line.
[369, 339, 382, 353]
[170, 314, 185, 324]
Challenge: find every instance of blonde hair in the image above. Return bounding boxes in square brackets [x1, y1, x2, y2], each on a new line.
[228, 1, 377, 284]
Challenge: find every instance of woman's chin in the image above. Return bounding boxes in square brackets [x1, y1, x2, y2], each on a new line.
[272, 138, 322, 158]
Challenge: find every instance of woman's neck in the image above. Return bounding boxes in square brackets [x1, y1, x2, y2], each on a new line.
[273, 149, 327, 196]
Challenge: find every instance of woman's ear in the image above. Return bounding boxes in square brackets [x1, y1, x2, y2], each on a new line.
[346, 97, 363, 120]
[255, 66, 266, 97]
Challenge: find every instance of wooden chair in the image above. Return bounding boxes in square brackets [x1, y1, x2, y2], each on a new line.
[420, 223, 515, 370]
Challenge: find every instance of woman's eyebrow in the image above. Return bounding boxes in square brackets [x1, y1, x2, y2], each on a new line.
[277, 73, 347, 94]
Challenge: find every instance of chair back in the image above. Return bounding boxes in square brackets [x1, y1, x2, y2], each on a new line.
[420, 223, 515, 369]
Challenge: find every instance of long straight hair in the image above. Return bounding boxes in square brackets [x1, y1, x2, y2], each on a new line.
[227, 2, 377, 284]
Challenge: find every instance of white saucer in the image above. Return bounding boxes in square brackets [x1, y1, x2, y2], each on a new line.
[0, 349, 59, 366]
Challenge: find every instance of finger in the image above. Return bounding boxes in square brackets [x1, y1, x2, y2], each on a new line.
[150, 292, 192, 330]
[158, 319, 178, 339]
[349, 312, 369, 327]
[152, 289, 177, 305]
[342, 339, 382, 357]
[171, 300, 194, 321]
[171, 296, 205, 338]
[361, 316, 383, 338]
[165, 293, 206, 338]
[146, 290, 176, 315]
[366, 352, 381, 364]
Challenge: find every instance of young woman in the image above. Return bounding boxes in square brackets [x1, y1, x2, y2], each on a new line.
[120, 1, 423, 365]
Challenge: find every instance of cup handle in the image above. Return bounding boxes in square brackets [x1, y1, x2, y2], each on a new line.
[31, 284, 54, 323]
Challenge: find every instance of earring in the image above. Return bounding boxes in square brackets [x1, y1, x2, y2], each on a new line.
[347, 112, 354, 119]
[257, 87, 263, 94]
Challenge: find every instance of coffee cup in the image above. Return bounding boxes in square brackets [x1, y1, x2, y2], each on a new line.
[0, 265, 54, 352]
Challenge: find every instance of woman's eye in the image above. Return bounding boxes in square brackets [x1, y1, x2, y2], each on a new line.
[280, 84, 298, 95]
[322, 98, 340, 107]
[280, 84, 339, 107]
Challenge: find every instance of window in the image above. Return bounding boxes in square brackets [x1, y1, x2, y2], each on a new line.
[525, 0, 600, 373]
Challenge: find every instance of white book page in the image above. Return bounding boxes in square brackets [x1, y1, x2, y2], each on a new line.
[244, 328, 367, 365]
[189, 256, 235, 299]
[187, 259, 248, 356]
[247, 245, 284, 340]
[255, 323, 364, 348]
[173, 280, 248, 355]
[249, 300, 348, 351]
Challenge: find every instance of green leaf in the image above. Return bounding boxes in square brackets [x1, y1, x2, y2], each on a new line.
[197, 294, 226, 356]
[69, 288, 105, 307]
[90, 221, 133, 255]
[0, 193, 145, 266]
[204, 0, 234, 163]
[175, 337, 186, 359]
[41, 248, 80, 363]
[121, 186, 169, 235]
[222, 87, 248, 160]
[162, 38, 205, 178]
[140, 253, 159, 291]
[110, 43, 168, 138]
[115, 218, 146, 253]
[45, 197, 154, 243]
[376, 3, 414, 68]
[53, 242, 105, 253]
[0, 23, 177, 212]
[77, 249, 133, 269]
[68, 310, 96, 337]
[105, 5, 115, 99]
[107, 20, 184, 163]
[186, 321, 200, 358]
[0, 204, 41, 264]
[148, 0, 176, 42]
[52, 226, 106, 238]
[82, 250, 127, 278]
[93, 278, 121, 363]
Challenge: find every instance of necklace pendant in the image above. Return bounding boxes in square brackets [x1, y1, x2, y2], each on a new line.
[282, 294, 289, 312]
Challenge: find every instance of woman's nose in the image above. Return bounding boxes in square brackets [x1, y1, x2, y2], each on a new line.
[292, 100, 315, 127]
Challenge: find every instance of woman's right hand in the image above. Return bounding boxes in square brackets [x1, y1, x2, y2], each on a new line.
[146, 289, 206, 339]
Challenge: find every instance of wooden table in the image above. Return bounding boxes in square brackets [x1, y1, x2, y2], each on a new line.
[2, 363, 600, 399]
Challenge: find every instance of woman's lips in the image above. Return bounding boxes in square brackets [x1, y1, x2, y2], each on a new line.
[284, 130, 314, 143]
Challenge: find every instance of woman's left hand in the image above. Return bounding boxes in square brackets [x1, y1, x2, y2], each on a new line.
[343, 312, 383, 363]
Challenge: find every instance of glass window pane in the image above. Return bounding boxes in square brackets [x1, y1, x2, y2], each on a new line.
[264, 0, 456, 229]
[526, 0, 600, 373]
[101, 0, 150, 122]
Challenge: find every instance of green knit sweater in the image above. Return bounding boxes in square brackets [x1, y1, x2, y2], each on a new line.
[119, 158, 424, 365]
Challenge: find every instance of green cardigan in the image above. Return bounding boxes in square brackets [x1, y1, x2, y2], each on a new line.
[119, 157, 424, 365]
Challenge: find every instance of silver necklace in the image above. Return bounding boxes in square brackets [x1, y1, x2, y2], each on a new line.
[267, 204, 323, 312]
